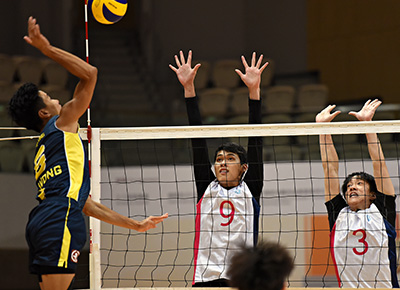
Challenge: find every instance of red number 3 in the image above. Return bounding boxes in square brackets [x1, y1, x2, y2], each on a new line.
[220, 200, 235, 226]
[352, 229, 368, 255]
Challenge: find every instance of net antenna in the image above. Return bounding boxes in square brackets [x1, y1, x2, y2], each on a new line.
[83, 1, 101, 289]
[83, 0, 92, 173]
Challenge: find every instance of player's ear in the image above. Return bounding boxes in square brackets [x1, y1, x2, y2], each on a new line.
[38, 108, 51, 120]
[370, 192, 376, 200]
[242, 163, 248, 172]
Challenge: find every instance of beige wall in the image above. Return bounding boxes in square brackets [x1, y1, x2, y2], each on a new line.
[307, 0, 400, 104]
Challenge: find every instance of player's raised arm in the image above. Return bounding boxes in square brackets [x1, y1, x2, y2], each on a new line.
[349, 99, 395, 196]
[234, 52, 266, 198]
[170, 50, 213, 199]
[316, 105, 341, 201]
[24, 16, 97, 132]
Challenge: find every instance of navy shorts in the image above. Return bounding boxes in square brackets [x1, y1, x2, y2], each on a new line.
[26, 196, 87, 275]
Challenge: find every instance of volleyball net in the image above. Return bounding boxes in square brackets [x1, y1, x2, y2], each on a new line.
[79, 120, 400, 289]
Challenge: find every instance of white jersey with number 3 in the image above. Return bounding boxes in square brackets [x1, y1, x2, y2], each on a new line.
[193, 180, 259, 284]
[331, 203, 393, 288]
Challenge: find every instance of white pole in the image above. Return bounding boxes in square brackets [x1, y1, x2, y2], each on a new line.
[89, 128, 102, 289]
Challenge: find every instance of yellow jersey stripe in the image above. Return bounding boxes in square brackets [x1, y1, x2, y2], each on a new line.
[34, 145, 46, 180]
[64, 132, 84, 201]
[58, 198, 72, 268]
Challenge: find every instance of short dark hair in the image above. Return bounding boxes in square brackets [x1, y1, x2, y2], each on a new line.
[214, 142, 247, 164]
[228, 241, 294, 290]
[342, 171, 378, 196]
[8, 83, 45, 132]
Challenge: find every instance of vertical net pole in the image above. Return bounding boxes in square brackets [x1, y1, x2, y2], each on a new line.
[89, 128, 102, 289]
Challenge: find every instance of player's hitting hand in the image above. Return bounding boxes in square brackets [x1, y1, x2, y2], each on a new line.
[24, 16, 51, 52]
[136, 213, 169, 232]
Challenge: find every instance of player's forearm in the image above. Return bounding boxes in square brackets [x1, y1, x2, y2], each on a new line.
[248, 87, 260, 101]
[365, 133, 395, 195]
[185, 96, 202, 125]
[40, 45, 97, 81]
[184, 83, 196, 99]
[324, 178, 339, 201]
[248, 98, 261, 124]
[320, 135, 338, 163]
[365, 133, 383, 161]
[320, 135, 339, 180]
[83, 198, 141, 231]
[320, 134, 340, 200]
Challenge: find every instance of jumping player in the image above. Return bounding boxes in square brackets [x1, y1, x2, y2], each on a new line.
[170, 50, 267, 287]
[317, 99, 398, 288]
[8, 17, 168, 290]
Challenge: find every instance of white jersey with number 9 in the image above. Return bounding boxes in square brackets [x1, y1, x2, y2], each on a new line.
[193, 180, 259, 284]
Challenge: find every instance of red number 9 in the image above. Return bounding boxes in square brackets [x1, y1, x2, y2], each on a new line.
[220, 200, 235, 226]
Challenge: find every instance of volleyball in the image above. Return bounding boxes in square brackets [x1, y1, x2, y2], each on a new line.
[88, 0, 128, 25]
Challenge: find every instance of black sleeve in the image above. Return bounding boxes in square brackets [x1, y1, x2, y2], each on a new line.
[185, 97, 215, 202]
[243, 99, 263, 204]
[325, 194, 347, 231]
[373, 192, 396, 227]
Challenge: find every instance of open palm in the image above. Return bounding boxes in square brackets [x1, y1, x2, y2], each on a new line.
[235, 52, 268, 91]
[349, 99, 381, 121]
[169, 50, 201, 88]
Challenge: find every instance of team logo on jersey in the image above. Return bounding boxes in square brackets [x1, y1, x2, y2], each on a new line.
[71, 250, 80, 263]
[233, 187, 241, 195]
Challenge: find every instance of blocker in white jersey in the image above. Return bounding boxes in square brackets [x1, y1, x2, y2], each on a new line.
[170, 50, 267, 287]
[194, 180, 260, 284]
[327, 193, 398, 288]
[317, 100, 398, 288]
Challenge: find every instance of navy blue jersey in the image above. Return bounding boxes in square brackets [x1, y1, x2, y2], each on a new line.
[34, 115, 90, 209]
[26, 116, 90, 273]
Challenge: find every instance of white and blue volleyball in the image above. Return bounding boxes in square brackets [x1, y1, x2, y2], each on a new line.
[88, 0, 128, 25]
